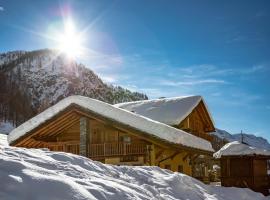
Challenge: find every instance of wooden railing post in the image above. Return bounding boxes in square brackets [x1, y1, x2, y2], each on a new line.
[124, 143, 126, 155]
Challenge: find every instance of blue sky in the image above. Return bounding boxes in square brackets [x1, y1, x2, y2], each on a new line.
[0, 0, 270, 140]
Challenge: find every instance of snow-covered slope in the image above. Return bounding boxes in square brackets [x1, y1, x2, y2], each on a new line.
[0, 51, 26, 66]
[0, 49, 147, 131]
[0, 49, 147, 107]
[211, 129, 270, 150]
[0, 134, 268, 200]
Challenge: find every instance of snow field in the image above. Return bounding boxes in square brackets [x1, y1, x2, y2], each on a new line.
[0, 134, 268, 200]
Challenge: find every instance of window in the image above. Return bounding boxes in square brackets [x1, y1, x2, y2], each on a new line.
[120, 135, 131, 143]
[164, 165, 171, 170]
[120, 156, 138, 162]
[178, 165, 183, 173]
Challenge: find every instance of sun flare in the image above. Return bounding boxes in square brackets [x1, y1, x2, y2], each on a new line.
[56, 19, 84, 58]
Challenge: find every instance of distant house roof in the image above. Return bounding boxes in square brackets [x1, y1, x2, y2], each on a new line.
[213, 141, 270, 158]
[115, 95, 214, 127]
[8, 96, 214, 153]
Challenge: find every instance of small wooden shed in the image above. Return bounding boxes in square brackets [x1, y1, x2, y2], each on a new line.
[214, 141, 270, 196]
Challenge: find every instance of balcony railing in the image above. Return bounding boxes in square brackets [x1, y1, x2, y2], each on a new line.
[47, 142, 147, 158]
[89, 142, 147, 157]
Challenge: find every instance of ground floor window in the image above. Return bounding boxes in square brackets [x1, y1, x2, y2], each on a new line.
[164, 165, 171, 170]
[178, 165, 183, 173]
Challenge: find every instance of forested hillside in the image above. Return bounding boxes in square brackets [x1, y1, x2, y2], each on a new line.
[0, 49, 147, 128]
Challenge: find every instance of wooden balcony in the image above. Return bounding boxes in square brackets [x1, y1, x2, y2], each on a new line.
[47, 142, 147, 158]
[89, 142, 147, 157]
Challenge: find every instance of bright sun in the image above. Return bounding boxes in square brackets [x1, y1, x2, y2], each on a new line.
[56, 19, 84, 58]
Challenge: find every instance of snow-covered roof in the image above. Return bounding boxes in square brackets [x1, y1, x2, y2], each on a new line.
[115, 96, 214, 126]
[8, 96, 214, 153]
[213, 141, 270, 158]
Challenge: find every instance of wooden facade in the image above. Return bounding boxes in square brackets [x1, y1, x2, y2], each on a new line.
[178, 101, 214, 142]
[175, 101, 214, 181]
[220, 155, 270, 195]
[10, 99, 214, 179]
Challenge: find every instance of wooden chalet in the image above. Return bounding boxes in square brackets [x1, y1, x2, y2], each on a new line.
[214, 141, 270, 195]
[8, 95, 214, 179]
[115, 96, 215, 143]
[115, 95, 215, 181]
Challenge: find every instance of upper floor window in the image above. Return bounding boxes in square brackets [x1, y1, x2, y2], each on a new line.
[121, 135, 131, 143]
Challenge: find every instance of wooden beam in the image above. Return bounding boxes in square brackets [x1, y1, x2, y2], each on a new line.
[198, 101, 214, 131]
[171, 150, 183, 160]
[158, 151, 179, 165]
[32, 116, 80, 142]
[44, 114, 80, 137]
[31, 139, 79, 145]
[14, 110, 76, 146]
[183, 153, 194, 162]
[46, 117, 80, 138]
[156, 149, 165, 161]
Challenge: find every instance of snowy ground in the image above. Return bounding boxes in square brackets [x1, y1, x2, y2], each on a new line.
[0, 134, 268, 200]
[0, 134, 8, 146]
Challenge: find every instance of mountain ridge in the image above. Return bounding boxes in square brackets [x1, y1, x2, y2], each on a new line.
[0, 49, 147, 128]
[211, 128, 270, 150]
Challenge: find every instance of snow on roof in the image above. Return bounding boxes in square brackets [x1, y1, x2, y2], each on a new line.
[115, 95, 214, 126]
[8, 96, 214, 152]
[213, 141, 270, 158]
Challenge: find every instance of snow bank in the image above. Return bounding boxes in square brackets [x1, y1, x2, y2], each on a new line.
[214, 141, 270, 158]
[8, 95, 213, 152]
[0, 134, 8, 146]
[0, 135, 268, 200]
[115, 95, 214, 126]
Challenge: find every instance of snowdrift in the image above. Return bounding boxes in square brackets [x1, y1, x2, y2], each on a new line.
[0, 134, 268, 200]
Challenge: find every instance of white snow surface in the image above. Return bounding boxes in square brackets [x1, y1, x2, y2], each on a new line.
[0, 134, 268, 200]
[211, 128, 270, 150]
[0, 134, 8, 146]
[8, 96, 214, 152]
[115, 96, 214, 126]
[214, 141, 270, 158]
[0, 121, 15, 134]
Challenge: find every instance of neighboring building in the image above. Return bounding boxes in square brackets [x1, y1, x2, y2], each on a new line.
[214, 141, 270, 195]
[115, 96, 216, 181]
[8, 95, 214, 179]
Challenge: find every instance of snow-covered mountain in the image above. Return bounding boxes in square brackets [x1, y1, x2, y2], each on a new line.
[0, 133, 267, 200]
[0, 49, 147, 128]
[211, 128, 270, 150]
